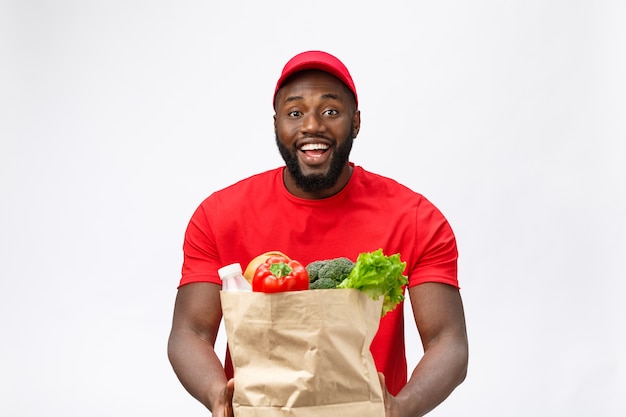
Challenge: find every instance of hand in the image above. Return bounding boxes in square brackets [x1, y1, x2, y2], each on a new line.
[213, 378, 234, 417]
[378, 372, 400, 417]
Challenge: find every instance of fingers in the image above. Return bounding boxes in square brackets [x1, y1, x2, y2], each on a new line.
[226, 378, 235, 397]
[378, 372, 389, 404]
[378, 372, 397, 417]
[223, 379, 235, 417]
[216, 379, 235, 417]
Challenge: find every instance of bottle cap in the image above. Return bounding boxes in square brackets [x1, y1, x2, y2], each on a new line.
[218, 263, 243, 279]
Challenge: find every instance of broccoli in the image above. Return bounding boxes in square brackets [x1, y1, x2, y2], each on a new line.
[307, 257, 355, 289]
[309, 277, 339, 290]
[305, 260, 326, 281]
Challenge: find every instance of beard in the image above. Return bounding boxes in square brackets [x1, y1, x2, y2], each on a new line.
[275, 128, 354, 193]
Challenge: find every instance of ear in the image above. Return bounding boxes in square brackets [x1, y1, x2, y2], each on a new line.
[352, 110, 361, 138]
[273, 114, 277, 133]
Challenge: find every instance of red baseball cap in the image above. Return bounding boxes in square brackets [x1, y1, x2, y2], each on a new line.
[273, 50, 358, 109]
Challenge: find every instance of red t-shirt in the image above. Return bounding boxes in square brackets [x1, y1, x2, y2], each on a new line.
[180, 165, 458, 395]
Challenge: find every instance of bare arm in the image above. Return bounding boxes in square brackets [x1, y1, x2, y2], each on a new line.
[167, 282, 233, 416]
[384, 282, 468, 417]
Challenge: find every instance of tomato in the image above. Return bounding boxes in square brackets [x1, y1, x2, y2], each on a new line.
[252, 255, 309, 293]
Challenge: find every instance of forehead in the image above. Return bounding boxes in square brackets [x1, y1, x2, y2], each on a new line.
[275, 70, 355, 106]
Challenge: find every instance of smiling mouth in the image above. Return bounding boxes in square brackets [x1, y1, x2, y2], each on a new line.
[299, 143, 330, 158]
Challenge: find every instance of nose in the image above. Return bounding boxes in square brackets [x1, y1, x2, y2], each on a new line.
[300, 112, 325, 134]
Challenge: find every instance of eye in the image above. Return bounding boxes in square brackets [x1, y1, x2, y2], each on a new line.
[323, 109, 338, 116]
[288, 110, 302, 117]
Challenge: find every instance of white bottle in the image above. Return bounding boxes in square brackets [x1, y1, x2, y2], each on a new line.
[218, 263, 252, 292]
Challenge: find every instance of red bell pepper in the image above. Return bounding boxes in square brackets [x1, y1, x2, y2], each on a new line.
[252, 255, 309, 293]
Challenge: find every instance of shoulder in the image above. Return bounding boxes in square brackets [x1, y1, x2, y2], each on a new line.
[187, 168, 283, 223]
[199, 168, 282, 204]
[352, 166, 426, 203]
[351, 166, 453, 234]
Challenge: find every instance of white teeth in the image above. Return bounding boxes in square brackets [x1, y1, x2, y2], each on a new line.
[301, 143, 329, 151]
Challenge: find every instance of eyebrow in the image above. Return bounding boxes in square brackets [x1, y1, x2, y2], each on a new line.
[283, 93, 341, 104]
[284, 95, 303, 104]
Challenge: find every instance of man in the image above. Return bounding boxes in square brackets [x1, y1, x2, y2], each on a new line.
[168, 50, 468, 417]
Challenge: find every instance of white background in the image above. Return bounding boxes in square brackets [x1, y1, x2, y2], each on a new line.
[1, 1, 625, 416]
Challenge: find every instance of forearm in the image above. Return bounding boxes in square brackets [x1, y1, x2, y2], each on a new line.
[168, 327, 228, 411]
[396, 335, 468, 417]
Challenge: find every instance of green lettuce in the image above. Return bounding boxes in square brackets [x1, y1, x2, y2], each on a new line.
[337, 249, 408, 316]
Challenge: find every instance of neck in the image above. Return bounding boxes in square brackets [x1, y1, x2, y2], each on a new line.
[284, 164, 353, 200]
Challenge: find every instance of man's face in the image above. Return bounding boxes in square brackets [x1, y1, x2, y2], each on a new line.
[275, 127, 354, 194]
[273, 70, 360, 198]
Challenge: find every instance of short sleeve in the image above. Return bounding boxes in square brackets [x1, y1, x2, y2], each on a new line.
[179, 197, 222, 288]
[408, 198, 459, 289]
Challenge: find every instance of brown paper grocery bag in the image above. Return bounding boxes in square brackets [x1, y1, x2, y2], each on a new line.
[220, 288, 385, 417]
